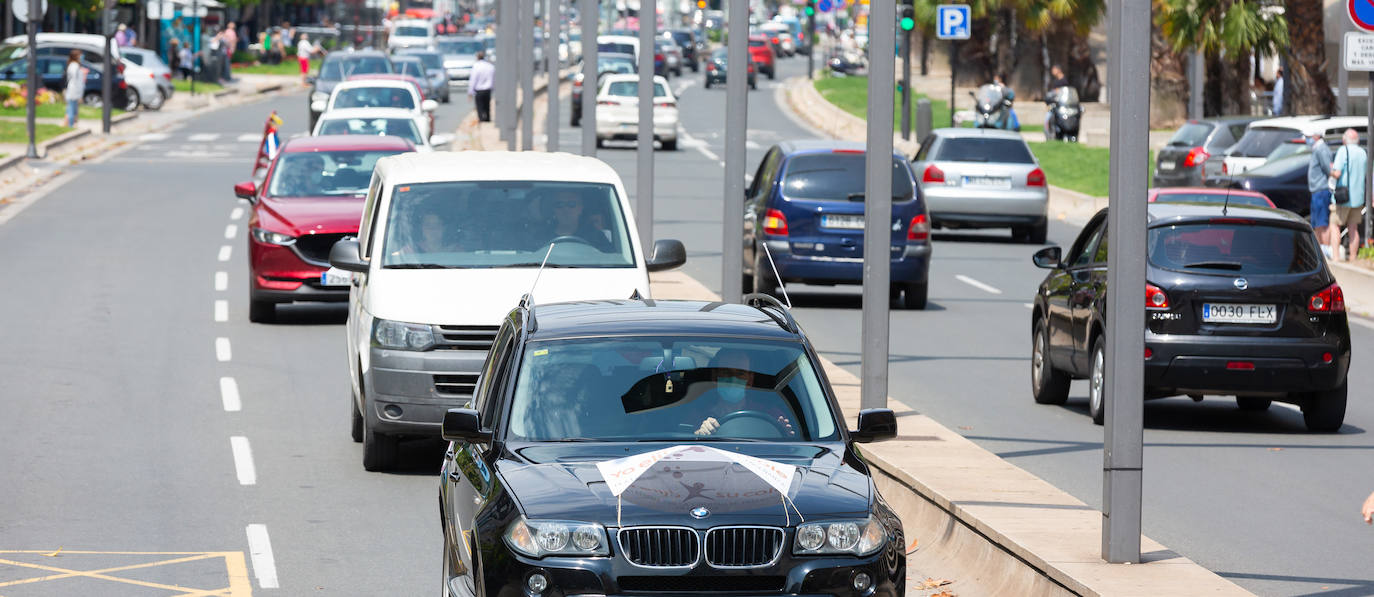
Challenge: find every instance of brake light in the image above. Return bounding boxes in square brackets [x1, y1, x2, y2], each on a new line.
[655, 53, 664, 62]
[922, 164, 945, 184]
[118, 79, 126, 89]
[707, 63, 717, 71]
[1226, 361, 1255, 371]
[1145, 283, 1169, 310]
[832, 149, 864, 154]
[1144, 347, 1153, 359]
[597, 99, 621, 106]
[163, 73, 172, 81]
[1221, 161, 1229, 174]
[771, 36, 780, 45]
[573, 78, 582, 88]
[1026, 167, 1045, 187]
[1309, 282, 1345, 313]
[906, 213, 930, 242]
[116, 62, 124, 74]
[653, 99, 676, 107]
[763, 208, 789, 236]
[1183, 146, 1209, 168]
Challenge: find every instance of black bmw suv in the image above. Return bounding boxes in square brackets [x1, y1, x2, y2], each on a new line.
[439, 296, 906, 596]
[1029, 202, 1351, 431]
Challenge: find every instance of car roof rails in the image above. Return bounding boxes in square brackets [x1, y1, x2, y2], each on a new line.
[743, 293, 800, 334]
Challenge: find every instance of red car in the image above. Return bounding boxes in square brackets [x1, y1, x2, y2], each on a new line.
[1147, 187, 1276, 208]
[747, 35, 777, 80]
[234, 135, 416, 323]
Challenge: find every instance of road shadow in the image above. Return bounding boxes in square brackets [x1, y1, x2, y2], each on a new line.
[382, 438, 449, 475]
[932, 231, 1046, 246]
[1052, 395, 1368, 436]
[787, 290, 947, 312]
[268, 303, 348, 326]
[817, 349, 1024, 368]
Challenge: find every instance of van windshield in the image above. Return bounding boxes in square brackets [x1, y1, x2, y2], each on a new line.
[381, 181, 636, 268]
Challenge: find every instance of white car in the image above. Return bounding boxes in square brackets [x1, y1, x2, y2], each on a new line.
[119, 58, 162, 111]
[1221, 115, 1366, 175]
[758, 22, 794, 56]
[325, 151, 687, 470]
[311, 79, 438, 137]
[597, 34, 641, 61]
[311, 107, 451, 152]
[119, 47, 174, 105]
[595, 74, 679, 150]
[389, 19, 437, 51]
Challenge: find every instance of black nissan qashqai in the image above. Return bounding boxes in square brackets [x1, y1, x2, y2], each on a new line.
[438, 296, 905, 597]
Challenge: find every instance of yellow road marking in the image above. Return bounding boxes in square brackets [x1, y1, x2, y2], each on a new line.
[0, 550, 251, 596]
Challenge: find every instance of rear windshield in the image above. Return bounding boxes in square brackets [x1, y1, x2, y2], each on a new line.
[407, 52, 443, 69]
[333, 86, 415, 110]
[781, 153, 915, 201]
[1152, 192, 1271, 208]
[396, 26, 430, 37]
[344, 56, 392, 76]
[1148, 222, 1322, 274]
[605, 80, 669, 97]
[934, 137, 1035, 164]
[599, 43, 635, 55]
[749, 40, 767, 47]
[1229, 127, 1301, 158]
[397, 61, 425, 77]
[318, 117, 423, 145]
[439, 40, 483, 54]
[1167, 123, 1213, 147]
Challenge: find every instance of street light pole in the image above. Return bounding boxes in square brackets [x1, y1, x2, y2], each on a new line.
[720, 0, 747, 304]
[860, 0, 894, 411]
[634, 0, 656, 248]
[1102, 0, 1149, 564]
[24, 0, 38, 159]
[544, 0, 559, 152]
[579, 0, 597, 156]
[101, 0, 112, 134]
[519, 0, 535, 150]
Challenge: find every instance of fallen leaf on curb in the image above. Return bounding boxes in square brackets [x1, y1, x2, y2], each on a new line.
[957, 426, 972, 431]
[918, 578, 952, 589]
[906, 538, 919, 553]
[931, 591, 957, 597]
[1268, 447, 1283, 452]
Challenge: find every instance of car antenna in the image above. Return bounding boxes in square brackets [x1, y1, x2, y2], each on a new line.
[520, 243, 557, 309]
[761, 243, 792, 309]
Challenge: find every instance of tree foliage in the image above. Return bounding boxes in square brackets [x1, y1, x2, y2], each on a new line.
[1154, 0, 1288, 56]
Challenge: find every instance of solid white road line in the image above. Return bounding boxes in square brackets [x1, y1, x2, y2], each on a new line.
[188, 133, 221, 142]
[214, 300, 228, 322]
[230, 436, 256, 485]
[215, 337, 232, 362]
[230, 207, 244, 220]
[220, 377, 241, 412]
[955, 274, 1003, 295]
[224, 224, 238, 239]
[245, 524, 279, 588]
[215, 271, 228, 291]
[1349, 316, 1374, 332]
[237, 133, 261, 142]
[218, 245, 232, 262]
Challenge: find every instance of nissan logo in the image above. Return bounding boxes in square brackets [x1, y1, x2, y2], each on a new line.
[1234, 278, 1248, 291]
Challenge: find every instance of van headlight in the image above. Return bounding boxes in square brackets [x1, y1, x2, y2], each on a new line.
[505, 517, 610, 557]
[794, 516, 886, 556]
[372, 318, 436, 351]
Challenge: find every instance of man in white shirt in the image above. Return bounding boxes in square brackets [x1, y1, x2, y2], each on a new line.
[468, 51, 495, 122]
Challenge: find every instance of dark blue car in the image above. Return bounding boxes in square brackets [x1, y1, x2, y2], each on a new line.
[743, 140, 933, 309]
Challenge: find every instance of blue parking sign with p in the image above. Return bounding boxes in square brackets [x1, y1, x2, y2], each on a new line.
[936, 4, 971, 40]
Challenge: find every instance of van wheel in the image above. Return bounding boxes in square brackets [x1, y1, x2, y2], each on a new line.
[1087, 337, 1106, 424]
[362, 413, 399, 471]
[1301, 381, 1347, 432]
[752, 249, 778, 297]
[595, 137, 604, 148]
[1031, 319, 1070, 405]
[351, 397, 364, 443]
[902, 282, 928, 310]
[1236, 396, 1272, 411]
[248, 299, 275, 323]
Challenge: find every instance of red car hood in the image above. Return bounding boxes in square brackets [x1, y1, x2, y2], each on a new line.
[256, 195, 365, 236]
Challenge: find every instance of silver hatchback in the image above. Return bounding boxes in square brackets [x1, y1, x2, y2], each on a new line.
[912, 128, 1049, 243]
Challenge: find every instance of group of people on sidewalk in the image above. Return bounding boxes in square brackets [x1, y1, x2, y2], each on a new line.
[1307, 128, 1367, 261]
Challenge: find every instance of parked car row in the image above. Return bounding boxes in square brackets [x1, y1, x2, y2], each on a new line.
[0, 33, 162, 112]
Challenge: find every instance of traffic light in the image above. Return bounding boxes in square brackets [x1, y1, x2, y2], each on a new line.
[697, 0, 706, 8]
[804, 0, 815, 16]
[899, 4, 915, 31]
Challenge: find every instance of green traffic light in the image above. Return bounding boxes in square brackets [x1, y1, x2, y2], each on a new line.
[805, 5, 814, 15]
[900, 17, 914, 31]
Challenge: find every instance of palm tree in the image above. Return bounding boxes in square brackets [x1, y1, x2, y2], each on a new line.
[1283, 0, 1335, 114]
[1155, 0, 1289, 116]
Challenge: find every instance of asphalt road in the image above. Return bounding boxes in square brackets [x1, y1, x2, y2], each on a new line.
[0, 57, 1369, 597]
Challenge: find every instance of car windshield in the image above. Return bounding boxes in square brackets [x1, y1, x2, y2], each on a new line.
[1153, 193, 1272, 208]
[935, 137, 1035, 163]
[598, 56, 636, 74]
[749, 39, 767, 47]
[408, 52, 443, 69]
[342, 56, 392, 77]
[396, 61, 425, 77]
[670, 31, 692, 45]
[0, 44, 24, 65]
[1168, 122, 1213, 146]
[396, 26, 429, 37]
[506, 337, 840, 442]
[124, 52, 144, 66]
[380, 180, 635, 268]
[1230, 127, 1301, 158]
[266, 150, 404, 197]
[599, 42, 636, 56]
[334, 87, 415, 109]
[318, 117, 423, 145]
[439, 40, 483, 54]
[1149, 222, 1322, 274]
[605, 80, 669, 97]
[782, 153, 914, 201]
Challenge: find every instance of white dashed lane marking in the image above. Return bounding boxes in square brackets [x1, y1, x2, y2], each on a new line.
[955, 274, 1003, 295]
[230, 207, 244, 220]
[215, 271, 228, 291]
[230, 436, 256, 485]
[215, 337, 232, 362]
[138, 132, 170, 141]
[220, 377, 241, 412]
[218, 245, 232, 262]
[246, 524, 279, 589]
[188, 133, 221, 142]
[224, 224, 238, 240]
[214, 300, 228, 322]
[237, 133, 261, 142]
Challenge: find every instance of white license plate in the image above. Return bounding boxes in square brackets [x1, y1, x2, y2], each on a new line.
[962, 176, 1010, 188]
[1159, 161, 1177, 171]
[321, 267, 352, 287]
[1202, 303, 1276, 324]
[820, 214, 865, 229]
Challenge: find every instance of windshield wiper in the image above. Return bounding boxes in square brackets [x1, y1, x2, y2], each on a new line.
[636, 437, 765, 443]
[1182, 261, 1244, 270]
[384, 263, 454, 269]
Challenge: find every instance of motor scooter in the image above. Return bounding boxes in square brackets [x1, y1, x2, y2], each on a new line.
[1044, 86, 1083, 142]
[970, 84, 1015, 130]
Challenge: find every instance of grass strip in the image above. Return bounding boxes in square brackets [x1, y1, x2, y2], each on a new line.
[0, 120, 71, 144]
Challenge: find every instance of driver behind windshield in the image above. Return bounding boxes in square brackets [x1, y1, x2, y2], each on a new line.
[538, 189, 612, 252]
[274, 154, 327, 196]
[391, 199, 467, 257]
[693, 349, 798, 437]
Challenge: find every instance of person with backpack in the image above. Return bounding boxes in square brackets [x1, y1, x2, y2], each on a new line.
[1329, 128, 1367, 261]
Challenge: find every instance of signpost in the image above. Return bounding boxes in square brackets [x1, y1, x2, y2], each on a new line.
[859, 0, 895, 411]
[580, 0, 598, 156]
[636, 0, 657, 248]
[545, 0, 560, 152]
[935, 4, 969, 127]
[1343, 30, 1374, 248]
[721, 0, 748, 304]
[15, 0, 44, 158]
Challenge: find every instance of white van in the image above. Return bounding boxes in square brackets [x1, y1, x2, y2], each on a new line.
[328, 151, 686, 470]
[388, 19, 437, 51]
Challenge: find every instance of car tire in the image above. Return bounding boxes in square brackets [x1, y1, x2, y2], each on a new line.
[753, 248, 779, 297]
[362, 413, 400, 471]
[83, 91, 103, 107]
[691, 62, 700, 73]
[662, 139, 678, 151]
[595, 137, 604, 148]
[248, 299, 276, 323]
[351, 395, 364, 443]
[750, 79, 757, 91]
[1301, 381, 1347, 432]
[144, 88, 164, 110]
[1236, 396, 1272, 411]
[704, 78, 712, 89]
[124, 87, 140, 112]
[1028, 221, 1048, 244]
[1088, 337, 1106, 424]
[902, 282, 928, 310]
[1031, 319, 1071, 405]
[767, 68, 776, 80]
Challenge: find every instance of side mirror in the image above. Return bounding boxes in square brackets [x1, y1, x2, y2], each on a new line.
[850, 408, 897, 443]
[422, 98, 439, 112]
[429, 133, 454, 148]
[646, 238, 687, 272]
[1032, 246, 1062, 269]
[311, 99, 327, 113]
[233, 181, 257, 201]
[442, 408, 492, 443]
[329, 238, 370, 273]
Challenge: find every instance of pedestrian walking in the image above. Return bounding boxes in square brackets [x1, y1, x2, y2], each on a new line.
[1272, 67, 1285, 116]
[115, 23, 130, 47]
[63, 49, 87, 127]
[222, 23, 238, 82]
[178, 42, 194, 80]
[296, 32, 322, 85]
[1307, 129, 1335, 252]
[1329, 128, 1367, 261]
[469, 50, 495, 122]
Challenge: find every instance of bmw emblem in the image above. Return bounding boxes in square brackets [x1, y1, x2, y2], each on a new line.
[690, 507, 710, 519]
[1234, 278, 1248, 291]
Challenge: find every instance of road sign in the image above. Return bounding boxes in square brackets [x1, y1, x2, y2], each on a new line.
[1351, 0, 1374, 33]
[936, 4, 970, 40]
[1346, 32, 1374, 71]
[817, 0, 831, 13]
[11, 0, 47, 23]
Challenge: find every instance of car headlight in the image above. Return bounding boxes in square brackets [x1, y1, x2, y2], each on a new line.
[372, 318, 436, 351]
[504, 517, 610, 558]
[793, 516, 886, 556]
[251, 228, 295, 246]
[311, 91, 329, 103]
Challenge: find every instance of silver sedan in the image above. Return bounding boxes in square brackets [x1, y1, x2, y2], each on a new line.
[911, 128, 1049, 243]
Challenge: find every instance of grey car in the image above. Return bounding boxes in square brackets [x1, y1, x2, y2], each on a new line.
[911, 128, 1049, 243]
[396, 48, 452, 103]
[437, 35, 483, 81]
[119, 47, 174, 104]
[1152, 116, 1257, 187]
